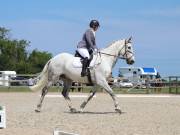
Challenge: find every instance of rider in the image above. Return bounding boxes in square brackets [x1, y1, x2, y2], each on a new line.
[77, 20, 100, 77]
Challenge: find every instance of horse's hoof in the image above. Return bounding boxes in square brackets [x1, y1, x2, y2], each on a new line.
[70, 108, 77, 113]
[80, 108, 84, 113]
[80, 102, 86, 109]
[35, 109, 41, 113]
[115, 108, 122, 114]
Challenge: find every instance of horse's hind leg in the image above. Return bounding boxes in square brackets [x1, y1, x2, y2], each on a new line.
[35, 73, 56, 112]
[35, 85, 49, 112]
[61, 78, 77, 113]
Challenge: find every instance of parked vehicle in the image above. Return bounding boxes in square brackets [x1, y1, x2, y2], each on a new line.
[10, 76, 28, 86]
[118, 79, 133, 88]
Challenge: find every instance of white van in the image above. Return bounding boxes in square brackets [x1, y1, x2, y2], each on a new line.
[0, 71, 16, 86]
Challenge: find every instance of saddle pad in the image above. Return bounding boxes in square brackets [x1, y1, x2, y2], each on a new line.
[72, 57, 82, 68]
[72, 57, 96, 68]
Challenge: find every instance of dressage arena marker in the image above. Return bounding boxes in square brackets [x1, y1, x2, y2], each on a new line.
[0, 106, 6, 129]
[54, 129, 79, 135]
[43, 94, 179, 98]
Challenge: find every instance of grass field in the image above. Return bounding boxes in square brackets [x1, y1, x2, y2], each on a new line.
[0, 86, 180, 94]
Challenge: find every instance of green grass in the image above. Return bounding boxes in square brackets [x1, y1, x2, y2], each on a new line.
[0, 86, 180, 94]
[0, 86, 30, 92]
[114, 87, 180, 94]
[0, 86, 63, 92]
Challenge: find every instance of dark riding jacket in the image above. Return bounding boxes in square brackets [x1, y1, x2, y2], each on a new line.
[77, 29, 97, 52]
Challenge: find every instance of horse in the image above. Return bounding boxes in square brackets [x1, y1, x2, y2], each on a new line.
[30, 37, 135, 113]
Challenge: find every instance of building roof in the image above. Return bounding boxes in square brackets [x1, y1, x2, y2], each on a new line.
[141, 67, 157, 75]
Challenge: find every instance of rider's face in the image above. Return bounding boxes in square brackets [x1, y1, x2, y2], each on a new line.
[93, 26, 99, 31]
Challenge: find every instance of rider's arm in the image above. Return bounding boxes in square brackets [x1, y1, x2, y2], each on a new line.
[85, 30, 97, 50]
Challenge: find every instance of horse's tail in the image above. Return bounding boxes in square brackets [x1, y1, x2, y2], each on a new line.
[30, 60, 51, 92]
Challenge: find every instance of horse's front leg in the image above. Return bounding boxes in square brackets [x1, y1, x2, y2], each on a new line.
[97, 78, 121, 113]
[80, 85, 97, 112]
[35, 86, 48, 112]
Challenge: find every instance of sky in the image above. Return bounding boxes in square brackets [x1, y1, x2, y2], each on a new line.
[0, 0, 180, 77]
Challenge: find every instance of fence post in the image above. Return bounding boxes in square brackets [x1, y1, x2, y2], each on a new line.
[176, 77, 178, 94]
[169, 77, 172, 93]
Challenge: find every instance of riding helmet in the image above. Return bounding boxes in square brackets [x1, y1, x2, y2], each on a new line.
[89, 20, 100, 28]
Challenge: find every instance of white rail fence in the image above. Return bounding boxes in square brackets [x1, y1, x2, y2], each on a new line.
[0, 74, 180, 94]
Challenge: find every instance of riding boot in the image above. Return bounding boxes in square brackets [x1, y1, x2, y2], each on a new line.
[81, 57, 89, 77]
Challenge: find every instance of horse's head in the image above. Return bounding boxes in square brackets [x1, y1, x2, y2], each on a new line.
[119, 37, 135, 65]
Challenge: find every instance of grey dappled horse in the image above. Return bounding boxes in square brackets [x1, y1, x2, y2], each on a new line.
[30, 37, 135, 113]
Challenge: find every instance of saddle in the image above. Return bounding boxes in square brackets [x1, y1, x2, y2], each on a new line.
[74, 51, 84, 64]
[74, 51, 93, 66]
[75, 51, 83, 59]
[74, 51, 93, 85]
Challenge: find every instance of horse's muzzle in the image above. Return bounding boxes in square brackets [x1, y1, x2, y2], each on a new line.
[127, 60, 135, 65]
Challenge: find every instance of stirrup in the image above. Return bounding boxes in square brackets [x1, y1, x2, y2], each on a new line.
[81, 73, 84, 77]
[81, 68, 88, 76]
[81, 72, 87, 77]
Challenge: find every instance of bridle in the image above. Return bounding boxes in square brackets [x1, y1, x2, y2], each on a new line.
[99, 40, 134, 60]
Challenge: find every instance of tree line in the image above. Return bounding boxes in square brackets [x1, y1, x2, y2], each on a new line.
[0, 27, 52, 74]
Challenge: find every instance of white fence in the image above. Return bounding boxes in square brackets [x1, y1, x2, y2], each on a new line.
[0, 73, 37, 87]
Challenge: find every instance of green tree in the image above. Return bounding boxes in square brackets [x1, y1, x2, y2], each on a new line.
[0, 27, 52, 74]
[28, 49, 52, 73]
[0, 27, 30, 72]
[0, 27, 10, 40]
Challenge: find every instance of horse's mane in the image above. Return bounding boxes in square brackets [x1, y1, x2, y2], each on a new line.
[101, 40, 122, 51]
[106, 40, 119, 48]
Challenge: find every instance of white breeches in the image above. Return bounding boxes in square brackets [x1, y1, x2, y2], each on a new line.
[77, 48, 90, 59]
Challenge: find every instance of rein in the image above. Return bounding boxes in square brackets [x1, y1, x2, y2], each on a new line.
[99, 52, 125, 59]
[99, 41, 129, 59]
[91, 39, 134, 68]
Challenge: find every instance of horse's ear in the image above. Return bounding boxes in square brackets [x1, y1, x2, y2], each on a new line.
[128, 36, 132, 43]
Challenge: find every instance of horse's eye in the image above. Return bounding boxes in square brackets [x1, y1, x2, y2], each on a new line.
[128, 46, 131, 49]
